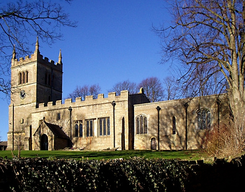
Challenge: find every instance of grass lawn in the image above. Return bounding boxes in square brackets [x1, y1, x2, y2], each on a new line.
[0, 149, 207, 161]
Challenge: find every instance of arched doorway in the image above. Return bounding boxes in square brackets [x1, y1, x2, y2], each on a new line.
[41, 134, 48, 150]
[151, 138, 156, 150]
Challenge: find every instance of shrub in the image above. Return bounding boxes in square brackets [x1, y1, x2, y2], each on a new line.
[204, 123, 245, 158]
[0, 157, 192, 191]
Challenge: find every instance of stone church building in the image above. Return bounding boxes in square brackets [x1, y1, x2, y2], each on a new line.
[7, 39, 230, 151]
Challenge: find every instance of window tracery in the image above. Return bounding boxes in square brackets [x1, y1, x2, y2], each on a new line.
[136, 115, 147, 134]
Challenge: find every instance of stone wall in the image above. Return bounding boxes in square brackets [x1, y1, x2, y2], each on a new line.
[134, 94, 230, 150]
[31, 90, 145, 151]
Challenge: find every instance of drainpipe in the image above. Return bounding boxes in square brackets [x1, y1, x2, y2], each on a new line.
[68, 106, 72, 138]
[184, 103, 189, 150]
[12, 104, 15, 150]
[156, 106, 161, 151]
[111, 101, 116, 148]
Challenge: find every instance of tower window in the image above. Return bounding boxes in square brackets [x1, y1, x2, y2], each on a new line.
[25, 71, 28, 83]
[22, 72, 25, 84]
[45, 72, 52, 86]
[19, 71, 29, 84]
[57, 113, 60, 121]
[19, 72, 21, 84]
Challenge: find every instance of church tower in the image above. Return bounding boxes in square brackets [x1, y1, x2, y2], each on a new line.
[8, 38, 63, 150]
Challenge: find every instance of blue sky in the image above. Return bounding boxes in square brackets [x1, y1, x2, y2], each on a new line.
[0, 0, 175, 141]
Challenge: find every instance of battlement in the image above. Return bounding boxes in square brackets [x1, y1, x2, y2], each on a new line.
[11, 37, 62, 71]
[35, 90, 130, 111]
[12, 52, 62, 70]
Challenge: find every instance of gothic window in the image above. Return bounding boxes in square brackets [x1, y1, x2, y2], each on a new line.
[48, 74, 51, 86]
[197, 108, 211, 130]
[74, 121, 83, 137]
[19, 71, 29, 84]
[45, 72, 47, 85]
[136, 117, 140, 134]
[136, 115, 147, 134]
[99, 117, 110, 136]
[107, 117, 110, 135]
[79, 123, 83, 137]
[57, 113, 60, 121]
[22, 72, 25, 84]
[19, 72, 22, 84]
[144, 116, 147, 134]
[74, 124, 78, 137]
[86, 119, 94, 137]
[172, 116, 176, 134]
[45, 72, 51, 86]
[25, 71, 28, 83]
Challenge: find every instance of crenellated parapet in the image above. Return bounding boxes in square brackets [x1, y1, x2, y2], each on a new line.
[35, 90, 130, 111]
[11, 37, 62, 71]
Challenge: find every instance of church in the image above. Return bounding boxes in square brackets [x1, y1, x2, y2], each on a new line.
[7, 39, 230, 151]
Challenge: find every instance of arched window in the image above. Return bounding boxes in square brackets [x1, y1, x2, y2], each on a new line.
[25, 71, 28, 83]
[19, 72, 22, 84]
[144, 116, 147, 134]
[197, 108, 211, 129]
[79, 123, 83, 137]
[45, 72, 47, 84]
[74, 124, 78, 137]
[172, 116, 176, 134]
[18, 71, 29, 84]
[107, 118, 110, 135]
[136, 117, 140, 134]
[22, 72, 25, 84]
[140, 116, 143, 134]
[136, 115, 147, 134]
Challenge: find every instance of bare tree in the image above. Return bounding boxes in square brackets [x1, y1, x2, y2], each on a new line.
[0, 0, 76, 95]
[68, 84, 101, 101]
[88, 84, 101, 98]
[138, 77, 164, 102]
[177, 63, 227, 98]
[159, 0, 245, 153]
[163, 76, 181, 100]
[109, 80, 138, 95]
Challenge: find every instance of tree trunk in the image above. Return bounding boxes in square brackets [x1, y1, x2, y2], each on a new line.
[228, 88, 245, 152]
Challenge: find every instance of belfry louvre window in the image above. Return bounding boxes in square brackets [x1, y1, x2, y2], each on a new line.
[197, 108, 211, 130]
[99, 117, 110, 136]
[74, 121, 83, 137]
[19, 71, 28, 84]
[86, 119, 94, 137]
[136, 115, 147, 134]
